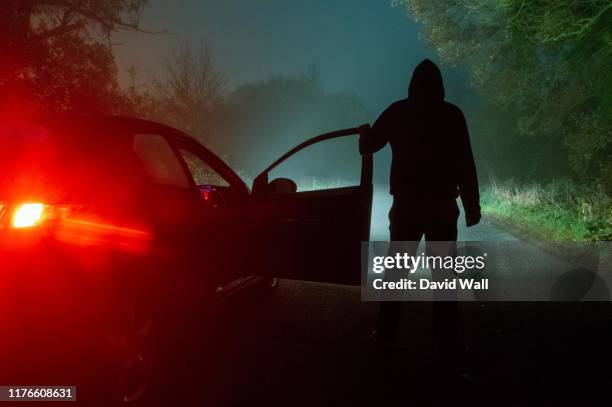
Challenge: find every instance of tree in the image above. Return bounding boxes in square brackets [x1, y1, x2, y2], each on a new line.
[399, 0, 612, 191]
[0, 0, 151, 114]
[152, 41, 226, 140]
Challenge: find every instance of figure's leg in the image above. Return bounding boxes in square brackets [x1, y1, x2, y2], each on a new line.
[425, 202, 459, 353]
[376, 201, 423, 343]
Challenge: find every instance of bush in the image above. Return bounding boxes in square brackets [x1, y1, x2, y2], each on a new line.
[481, 179, 612, 241]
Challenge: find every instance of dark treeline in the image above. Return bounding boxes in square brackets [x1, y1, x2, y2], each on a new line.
[0, 0, 150, 114]
[401, 0, 612, 193]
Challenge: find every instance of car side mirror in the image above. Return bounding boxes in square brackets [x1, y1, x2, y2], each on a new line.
[268, 178, 297, 194]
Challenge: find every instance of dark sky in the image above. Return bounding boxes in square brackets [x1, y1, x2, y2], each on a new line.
[113, 0, 434, 115]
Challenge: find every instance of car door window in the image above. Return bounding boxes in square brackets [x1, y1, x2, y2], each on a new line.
[268, 136, 361, 192]
[178, 149, 229, 187]
[133, 133, 190, 188]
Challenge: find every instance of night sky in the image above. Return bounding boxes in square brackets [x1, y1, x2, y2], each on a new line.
[113, 0, 436, 115]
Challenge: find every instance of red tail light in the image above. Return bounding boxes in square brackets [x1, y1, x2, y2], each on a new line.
[2, 202, 151, 254]
[7, 202, 71, 229]
[11, 203, 45, 228]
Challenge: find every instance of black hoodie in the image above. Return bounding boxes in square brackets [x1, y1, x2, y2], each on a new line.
[360, 59, 480, 216]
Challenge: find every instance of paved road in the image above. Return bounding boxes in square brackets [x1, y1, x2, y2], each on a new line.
[154, 202, 612, 406]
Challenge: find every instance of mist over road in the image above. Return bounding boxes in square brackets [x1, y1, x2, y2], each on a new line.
[370, 186, 518, 242]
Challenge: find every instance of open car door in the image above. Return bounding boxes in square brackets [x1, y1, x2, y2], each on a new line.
[253, 127, 372, 285]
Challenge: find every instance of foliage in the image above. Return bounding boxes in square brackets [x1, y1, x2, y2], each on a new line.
[399, 0, 612, 192]
[0, 0, 150, 114]
[152, 41, 226, 140]
[124, 41, 228, 154]
[482, 179, 612, 241]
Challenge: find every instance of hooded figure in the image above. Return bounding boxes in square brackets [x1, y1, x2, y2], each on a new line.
[360, 58, 480, 223]
[360, 59, 480, 351]
[408, 58, 445, 104]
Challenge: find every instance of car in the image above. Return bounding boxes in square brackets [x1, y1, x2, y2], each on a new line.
[0, 114, 373, 403]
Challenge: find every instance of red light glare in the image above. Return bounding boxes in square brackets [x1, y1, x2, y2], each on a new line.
[55, 218, 152, 254]
[11, 203, 45, 228]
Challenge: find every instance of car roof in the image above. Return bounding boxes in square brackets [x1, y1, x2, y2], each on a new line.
[0, 113, 250, 194]
[23, 113, 192, 141]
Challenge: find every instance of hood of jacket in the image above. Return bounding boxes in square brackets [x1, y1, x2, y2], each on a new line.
[408, 59, 445, 103]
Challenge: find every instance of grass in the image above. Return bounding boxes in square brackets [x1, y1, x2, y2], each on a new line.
[481, 179, 612, 241]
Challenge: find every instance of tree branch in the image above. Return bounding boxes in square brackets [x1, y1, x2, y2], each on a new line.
[29, 21, 84, 42]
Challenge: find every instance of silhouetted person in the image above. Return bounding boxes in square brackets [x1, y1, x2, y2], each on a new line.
[360, 59, 480, 354]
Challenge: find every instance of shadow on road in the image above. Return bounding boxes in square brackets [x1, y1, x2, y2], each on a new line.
[144, 280, 612, 406]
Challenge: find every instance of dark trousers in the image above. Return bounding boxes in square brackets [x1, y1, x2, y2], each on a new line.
[377, 197, 459, 350]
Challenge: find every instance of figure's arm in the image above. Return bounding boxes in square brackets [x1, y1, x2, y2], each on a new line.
[456, 110, 481, 227]
[359, 106, 392, 155]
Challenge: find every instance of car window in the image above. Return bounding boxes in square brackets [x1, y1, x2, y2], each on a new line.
[268, 136, 360, 192]
[133, 133, 190, 188]
[179, 149, 229, 187]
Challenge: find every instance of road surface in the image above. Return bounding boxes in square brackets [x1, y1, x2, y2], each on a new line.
[151, 211, 612, 406]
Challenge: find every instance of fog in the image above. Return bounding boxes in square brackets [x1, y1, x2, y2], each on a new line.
[115, 1, 486, 176]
